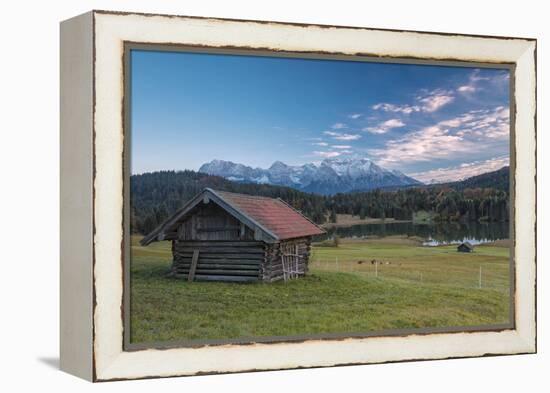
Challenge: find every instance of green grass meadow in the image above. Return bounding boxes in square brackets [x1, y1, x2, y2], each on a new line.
[129, 235, 511, 344]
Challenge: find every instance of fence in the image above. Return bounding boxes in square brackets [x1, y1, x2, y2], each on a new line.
[309, 258, 510, 292]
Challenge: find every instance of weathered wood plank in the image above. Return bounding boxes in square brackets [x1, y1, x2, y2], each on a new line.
[191, 215, 197, 239]
[174, 257, 262, 265]
[176, 269, 259, 276]
[174, 274, 259, 283]
[174, 246, 265, 254]
[174, 263, 260, 270]
[187, 250, 199, 282]
[175, 241, 263, 247]
[196, 226, 241, 232]
[175, 253, 264, 260]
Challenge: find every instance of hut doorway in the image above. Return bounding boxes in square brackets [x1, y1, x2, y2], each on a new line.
[281, 243, 303, 281]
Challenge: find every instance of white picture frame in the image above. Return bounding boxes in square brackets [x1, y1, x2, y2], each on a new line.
[60, 10, 536, 382]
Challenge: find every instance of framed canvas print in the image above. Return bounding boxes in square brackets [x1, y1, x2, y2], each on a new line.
[60, 10, 537, 382]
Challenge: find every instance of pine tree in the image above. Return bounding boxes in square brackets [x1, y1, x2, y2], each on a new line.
[329, 209, 337, 223]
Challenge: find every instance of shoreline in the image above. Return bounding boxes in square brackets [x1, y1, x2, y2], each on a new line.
[321, 215, 412, 229]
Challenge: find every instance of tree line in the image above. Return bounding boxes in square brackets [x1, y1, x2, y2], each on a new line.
[130, 168, 509, 235]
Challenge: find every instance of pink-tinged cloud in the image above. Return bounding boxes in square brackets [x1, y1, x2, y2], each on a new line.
[364, 118, 405, 134]
[441, 106, 509, 140]
[372, 102, 420, 114]
[323, 130, 362, 141]
[372, 88, 454, 115]
[417, 89, 455, 112]
[457, 85, 477, 93]
[367, 125, 471, 167]
[313, 151, 341, 158]
[456, 69, 509, 95]
[367, 106, 509, 168]
[409, 156, 509, 183]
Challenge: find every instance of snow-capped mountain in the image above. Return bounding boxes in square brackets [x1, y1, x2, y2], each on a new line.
[198, 157, 422, 195]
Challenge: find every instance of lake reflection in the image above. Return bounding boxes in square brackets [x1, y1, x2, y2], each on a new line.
[316, 221, 510, 246]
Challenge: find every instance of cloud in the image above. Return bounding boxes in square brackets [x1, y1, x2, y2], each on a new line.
[312, 141, 329, 146]
[364, 118, 405, 134]
[439, 106, 509, 139]
[372, 103, 420, 115]
[332, 145, 352, 149]
[348, 113, 362, 119]
[456, 69, 510, 95]
[469, 69, 491, 82]
[409, 156, 509, 183]
[456, 70, 484, 94]
[313, 151, 341, 158]
[367, 105, 509, 168]
[335, 134, 361, 141]
[331, 123, 347, 129]
[457, 85, 476, 93]
[368, 125, 470, 167]
[417, 89, 455, 112]
[437, 113, 476, 128]
[323, 130, 362, 141]
[372, 89, 454, 115]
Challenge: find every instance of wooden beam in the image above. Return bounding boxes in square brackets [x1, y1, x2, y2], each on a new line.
[175, 241, 263, 247]
[174, 263, 260, 271]
[191, 215, 197, 239]
[187, 250, 200, 282]
[177, 269, 259, 276]
[254, 227, 262, 241]
[196, 226, 240, 232]
[175, 257, 262, 265]
[174, 274, 259, 283]
[174, 246, 264, 254]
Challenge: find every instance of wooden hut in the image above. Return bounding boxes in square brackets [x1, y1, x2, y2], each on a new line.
[140, 188, 326, 283]
[457, 242, 474, 253]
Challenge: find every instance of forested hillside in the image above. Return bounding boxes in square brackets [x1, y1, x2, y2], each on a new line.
[444, 166, 509, 191]
[130, 170, 327, 234]
[130, 168, 510, 235]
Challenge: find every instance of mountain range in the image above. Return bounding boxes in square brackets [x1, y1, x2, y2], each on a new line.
[198, 157, 422, 195]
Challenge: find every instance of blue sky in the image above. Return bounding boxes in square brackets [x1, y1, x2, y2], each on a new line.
[131, 49, 510, 182]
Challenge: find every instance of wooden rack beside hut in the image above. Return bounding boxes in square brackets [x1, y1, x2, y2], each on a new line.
[140, 188, 326, 283]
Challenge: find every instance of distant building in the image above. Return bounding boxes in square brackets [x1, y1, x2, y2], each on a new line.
[457, 242, 474, 253]
[140, 188, 325, 282]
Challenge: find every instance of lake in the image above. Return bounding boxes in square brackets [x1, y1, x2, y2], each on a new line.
[316, 221, 510, 246]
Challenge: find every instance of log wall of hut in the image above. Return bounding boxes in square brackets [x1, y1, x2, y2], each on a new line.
[169, 202, 261, 282]
[262, 237, 311, 282]
[171, 241, 266, 282]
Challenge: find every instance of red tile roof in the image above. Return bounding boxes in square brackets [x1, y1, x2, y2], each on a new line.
[214, 190, 325, 240]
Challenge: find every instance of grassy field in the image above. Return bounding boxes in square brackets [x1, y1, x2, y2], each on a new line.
[129, 235, 511, 344]
[412, 210, 435, 223]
